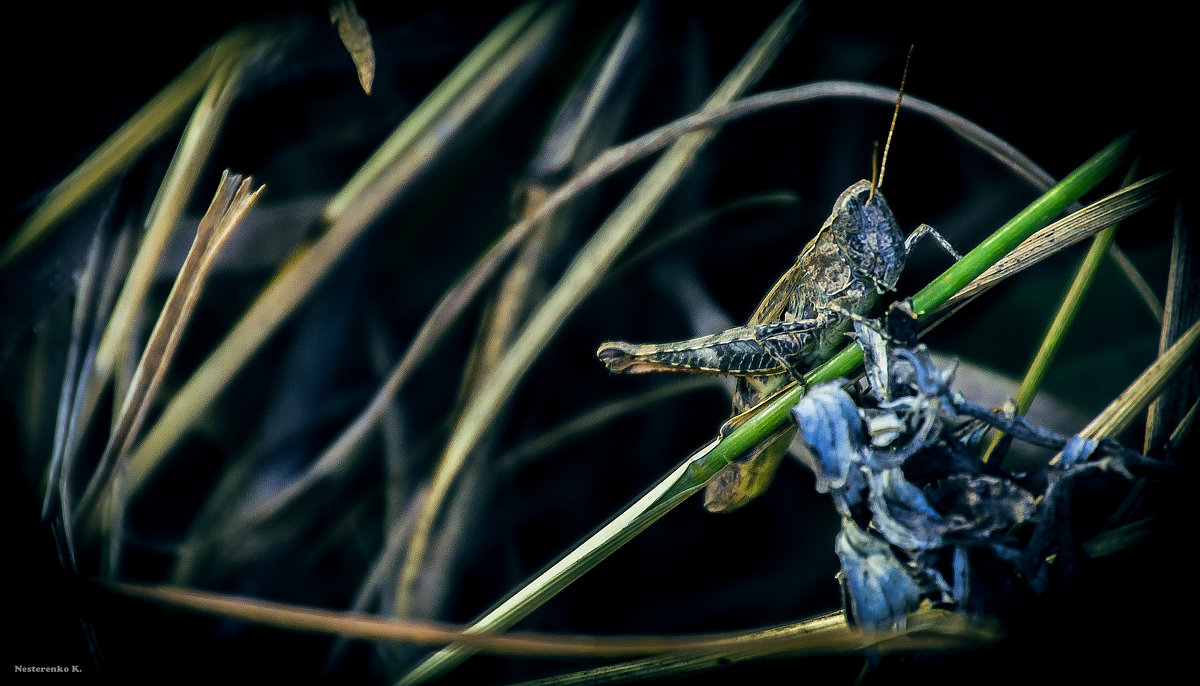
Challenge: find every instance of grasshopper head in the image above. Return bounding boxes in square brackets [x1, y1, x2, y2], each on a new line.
[830, 180, 907, 293]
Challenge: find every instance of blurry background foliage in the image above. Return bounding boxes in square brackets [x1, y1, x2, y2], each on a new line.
[3, 1, 1193, 684]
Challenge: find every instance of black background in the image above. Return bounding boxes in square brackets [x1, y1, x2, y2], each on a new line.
[5, 1, 1193, 683]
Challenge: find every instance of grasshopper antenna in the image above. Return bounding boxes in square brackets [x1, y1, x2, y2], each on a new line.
[869, 141, 880, 192]
[869, 45, 914, 204]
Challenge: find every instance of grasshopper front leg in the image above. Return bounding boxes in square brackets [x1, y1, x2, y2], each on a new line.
[905, 223, 961, 261]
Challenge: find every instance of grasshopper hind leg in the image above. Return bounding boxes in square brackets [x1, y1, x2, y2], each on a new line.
[753, 316, 830, 382]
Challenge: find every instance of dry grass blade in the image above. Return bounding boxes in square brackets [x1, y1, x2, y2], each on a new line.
[1144, 199, 1197, 453]
[1103, 200, 1196, 526]
[364, 312, 410, 529]
[393, 0, 806, 620]
[616, 190, 800, 278]
[525, 0, 649, 182]
[1107, 243, 1164, 323]
[330, 0, 375, 95]
[74, 172, 264, 535]
[104, 581, 997, 658]
[89, 51, 251, 410]
[42, 230, 103, 522]
[1169, 398, 1198, 452]
[935, 173, 1168, 316]
[1050, 318, 1200, 465]
[121, 3, 567, 499]
[0, 27, 261, 268]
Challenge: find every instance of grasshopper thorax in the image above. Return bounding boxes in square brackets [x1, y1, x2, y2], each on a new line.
[830, 180, 907, 293]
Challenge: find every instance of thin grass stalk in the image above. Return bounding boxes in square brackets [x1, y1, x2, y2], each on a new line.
[325, 485, 429, 671]
[42, 230, 103, 521]
[121, 4, 568, 497]
[615, 190, 800, 279]
[1011, 162, 1143, 413]
[1169, 398, 1198, 453]
[0, 27, 262, 267]
[399, 132, 1134, 685]
[57, 228, 134, 567]
[364, 312, 410, 531]
[1107, 243, 1164, 323]
[392, 0, 807, 619]
[980, 163, 1142, 463]
[1144, 199, 1197, 453]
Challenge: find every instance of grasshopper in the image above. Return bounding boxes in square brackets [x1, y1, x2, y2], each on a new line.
[596, 55, 959, 511]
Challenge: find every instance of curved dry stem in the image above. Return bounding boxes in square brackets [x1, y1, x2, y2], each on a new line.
[105, 580, 997, 659]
